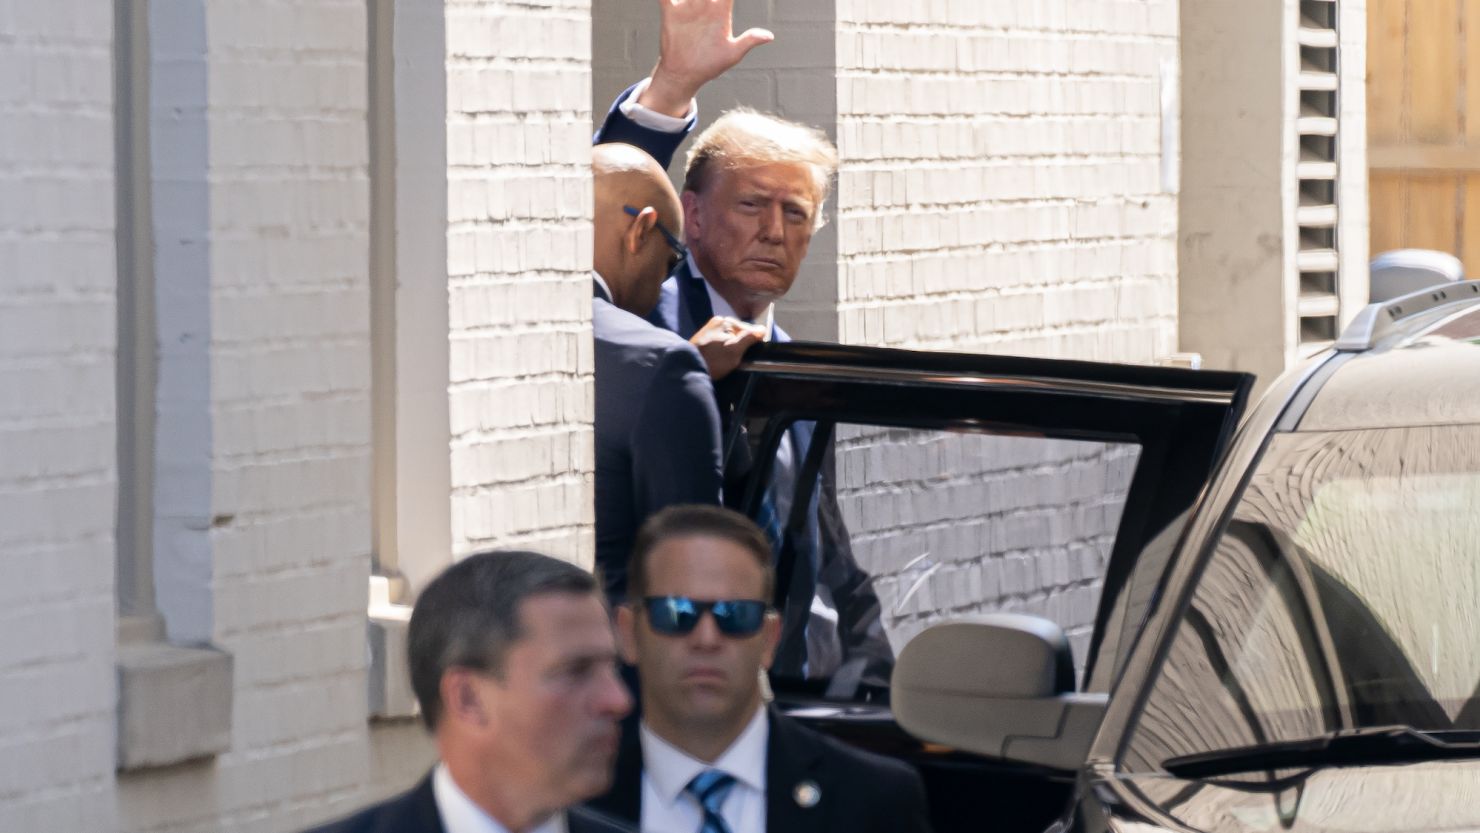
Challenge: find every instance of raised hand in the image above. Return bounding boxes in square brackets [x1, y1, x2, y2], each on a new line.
[638, 0, 774, 118]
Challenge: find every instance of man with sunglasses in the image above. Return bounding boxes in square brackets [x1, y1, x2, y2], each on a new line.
[591, 144, 764, 601]
[590, 505, 933, 833]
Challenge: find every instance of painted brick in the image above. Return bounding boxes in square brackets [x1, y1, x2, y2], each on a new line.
[445, 0, 595, 565]
[119, 0, 376, 830]
[0, 0, 118, 828]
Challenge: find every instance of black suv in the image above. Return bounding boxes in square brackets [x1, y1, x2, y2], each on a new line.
[737, 281, 1480, 833]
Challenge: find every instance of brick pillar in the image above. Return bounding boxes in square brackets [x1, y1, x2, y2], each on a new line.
[0, 1, 119, 829]
[446, 0, 596, 566]
[122, 0, 376, 829]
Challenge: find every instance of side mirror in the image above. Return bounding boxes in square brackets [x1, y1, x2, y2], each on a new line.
[891, 614, 1107, 771]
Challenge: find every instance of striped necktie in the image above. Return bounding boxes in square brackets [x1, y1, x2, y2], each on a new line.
[685, 769, 736, 833]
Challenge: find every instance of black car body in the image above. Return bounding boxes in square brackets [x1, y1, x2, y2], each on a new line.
[733, 281, 1480, 833]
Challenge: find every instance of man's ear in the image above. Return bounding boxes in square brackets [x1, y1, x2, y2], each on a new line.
[680, 189, 702, 243]
[758, 610, 782, 671]
[441, 668, 490, 728]
[623, 206, 658, 256]
[615, 604, 640, 666]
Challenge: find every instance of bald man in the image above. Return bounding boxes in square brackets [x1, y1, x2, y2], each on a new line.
[592, 143, 759, 600]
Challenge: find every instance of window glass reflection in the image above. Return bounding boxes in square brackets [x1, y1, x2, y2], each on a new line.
[1127, 424, 1480, 772]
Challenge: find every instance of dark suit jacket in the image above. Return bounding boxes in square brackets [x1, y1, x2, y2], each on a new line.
[305, 773, 634, 833]
[593, 278, 723, 601]
[587, 708, 934, 833]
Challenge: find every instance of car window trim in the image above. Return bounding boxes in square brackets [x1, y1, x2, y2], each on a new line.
[742, 360, 1240, 406]
[730, 345, 1253, 699]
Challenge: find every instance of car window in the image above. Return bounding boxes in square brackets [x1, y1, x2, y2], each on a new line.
[1124, 423, 1480, 773]
[764, 419, 1141, 697]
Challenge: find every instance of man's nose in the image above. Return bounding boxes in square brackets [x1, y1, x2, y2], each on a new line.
[756, 204, 784, 242]
[687, 610, 725, 648]
[597, 665, 633, 717]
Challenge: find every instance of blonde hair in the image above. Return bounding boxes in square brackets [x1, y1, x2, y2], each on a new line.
[682, 108, 839, 228]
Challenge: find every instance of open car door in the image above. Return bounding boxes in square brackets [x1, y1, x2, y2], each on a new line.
[720, 341, 1254, 833]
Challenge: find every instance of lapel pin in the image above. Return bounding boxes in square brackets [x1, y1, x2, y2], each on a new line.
[793, 780, 821, 809]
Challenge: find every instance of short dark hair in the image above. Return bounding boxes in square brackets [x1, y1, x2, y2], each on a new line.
[628, 505, 774, 601]
[408, 550, 599, 730]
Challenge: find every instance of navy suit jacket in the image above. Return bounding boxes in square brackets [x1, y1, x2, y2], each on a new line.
[593, 279, 723, 601]
[587, 708, 935, 833]
[304, 773, 634, 833]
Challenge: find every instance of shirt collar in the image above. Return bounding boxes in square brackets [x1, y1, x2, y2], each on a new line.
[433, 763, 567, 833]
[591, 271, 614, 304]
[639, 706, 770, 808]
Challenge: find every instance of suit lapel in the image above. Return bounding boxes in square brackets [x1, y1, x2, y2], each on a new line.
[764, 709, 828, 833]
[674, 260, 713, 339]
[386, 774, 445, 833]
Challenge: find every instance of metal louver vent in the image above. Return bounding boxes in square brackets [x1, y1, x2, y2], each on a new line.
[1296, 0, 1341, 355]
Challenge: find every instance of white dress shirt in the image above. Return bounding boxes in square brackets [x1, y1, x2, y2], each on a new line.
[592, 271, 614, 304]
[433, 763, 567, 833]
[639, 707, 769, 833]
[619, 77, 697, 133]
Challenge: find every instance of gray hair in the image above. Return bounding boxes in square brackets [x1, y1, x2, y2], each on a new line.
[683, 108, 839, 229]
[408, 550, 599, 730]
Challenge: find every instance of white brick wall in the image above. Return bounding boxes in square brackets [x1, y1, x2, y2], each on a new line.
[836, 0, 1180, 362]
[122, 1, 377, 830]
[447, 0, 596, 566]
[0, 0, 118, 830]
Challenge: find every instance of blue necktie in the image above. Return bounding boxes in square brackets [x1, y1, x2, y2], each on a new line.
[685, 769, 736, 833]
[754, 480, 784, 555]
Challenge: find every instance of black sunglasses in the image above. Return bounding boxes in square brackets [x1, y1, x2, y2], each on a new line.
[640, 596, 770, 637]
[623, 204, 687, 267]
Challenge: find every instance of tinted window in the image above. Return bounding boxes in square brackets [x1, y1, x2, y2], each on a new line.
[766, 420, 1140, 697]
[1126, 424, 1480, 772]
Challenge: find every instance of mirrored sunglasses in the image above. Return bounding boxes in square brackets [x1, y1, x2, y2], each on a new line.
[641, 596, 769, 637]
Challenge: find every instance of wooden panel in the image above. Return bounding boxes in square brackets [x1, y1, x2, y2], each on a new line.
[1368, 0, 1477, 272]
[1410, 0, 1461, 142]
[1407, 178, 1460, 253]
[1463, 175, 1480, 276]
[1369, 173, 1408, 256]
[1368, 0, 1408, 145]
[1370, 144, 1480, 171]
